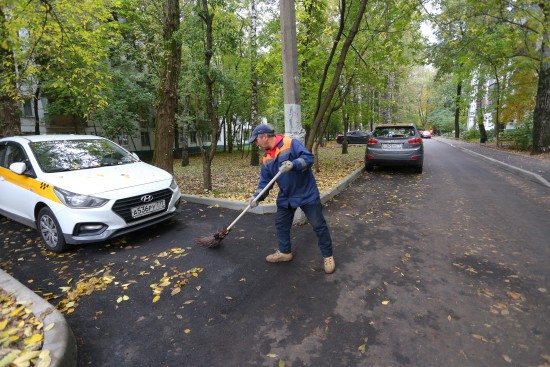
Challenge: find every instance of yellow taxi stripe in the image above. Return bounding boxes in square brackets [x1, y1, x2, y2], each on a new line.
[0, 167, 62, 204]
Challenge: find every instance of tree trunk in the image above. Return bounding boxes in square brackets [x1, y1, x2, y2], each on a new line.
[454, 81, 462, 138]
[476, 80, 488, 143]
[306, 0, 368, 152]
[33, 86, 41, 134]
[181, 94, 190, 167]
[532, 3, 550, 154]
[200, 0, 220, 190]
[249, 0, 260, 166]
[153, 0, 182, 174]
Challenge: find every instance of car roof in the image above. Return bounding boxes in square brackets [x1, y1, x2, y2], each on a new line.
[374, 124, 417, 128]
[1, 135, 104, 144]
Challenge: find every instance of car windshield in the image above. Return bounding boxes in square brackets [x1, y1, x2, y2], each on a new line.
[373, 127, 415, 138]
[30, 139, 138, 173]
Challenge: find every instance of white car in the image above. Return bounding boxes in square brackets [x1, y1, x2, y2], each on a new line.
[0, 135, 182, 252]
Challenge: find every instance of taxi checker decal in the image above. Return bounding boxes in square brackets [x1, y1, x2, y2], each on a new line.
[0, 166, 62, 204]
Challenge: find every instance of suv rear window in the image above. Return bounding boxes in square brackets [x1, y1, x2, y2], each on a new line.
[373, 126, 416, 138]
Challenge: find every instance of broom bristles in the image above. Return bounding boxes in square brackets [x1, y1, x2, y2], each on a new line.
[194, 228, 230, 248]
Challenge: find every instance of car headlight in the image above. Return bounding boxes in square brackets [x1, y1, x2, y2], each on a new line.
[54, 187, 109, 208]
[170, 178, 179, 191]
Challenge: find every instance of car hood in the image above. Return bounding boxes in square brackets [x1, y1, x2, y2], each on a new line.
[41, 162, 172, 196]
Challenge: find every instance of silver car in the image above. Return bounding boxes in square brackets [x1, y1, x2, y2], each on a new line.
[364, 124, 424, 173]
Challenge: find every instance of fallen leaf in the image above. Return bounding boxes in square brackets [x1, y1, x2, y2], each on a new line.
[381, 300, 390, 305]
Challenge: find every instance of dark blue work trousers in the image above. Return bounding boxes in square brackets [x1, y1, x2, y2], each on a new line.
[275, 197, 333, 258]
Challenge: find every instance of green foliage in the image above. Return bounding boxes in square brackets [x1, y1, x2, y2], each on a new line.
[2, 0, 120, 117]
[462, 128, 480, 142]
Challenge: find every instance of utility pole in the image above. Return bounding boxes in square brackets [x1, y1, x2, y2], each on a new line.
[280, 0, 307, 225]
[280, 0, 304, 142]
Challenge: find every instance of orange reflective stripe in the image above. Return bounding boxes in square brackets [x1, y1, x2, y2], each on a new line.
[262, 137, 292, 165]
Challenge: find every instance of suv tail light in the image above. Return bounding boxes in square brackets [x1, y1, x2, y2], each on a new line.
[408, 138, 422, 145]
[367, 138, 378, 145]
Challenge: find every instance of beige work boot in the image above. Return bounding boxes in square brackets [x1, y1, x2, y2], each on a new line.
[324, 256, 335, 274]
[266, 250, 293, 263]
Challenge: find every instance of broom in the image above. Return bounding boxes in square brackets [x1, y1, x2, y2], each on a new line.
[194, 169, 283, 248]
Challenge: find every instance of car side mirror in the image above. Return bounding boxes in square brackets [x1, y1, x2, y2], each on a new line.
[9, 162, 27, 175]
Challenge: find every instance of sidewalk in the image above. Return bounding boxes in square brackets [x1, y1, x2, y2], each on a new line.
[437, 137, 550, 188]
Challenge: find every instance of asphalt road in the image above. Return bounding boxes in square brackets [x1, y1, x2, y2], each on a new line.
[1, 139, 549, 367]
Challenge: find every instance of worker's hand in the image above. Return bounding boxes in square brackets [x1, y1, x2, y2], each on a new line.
[248, 196, 259, 208]
[280, 160, 293, 173]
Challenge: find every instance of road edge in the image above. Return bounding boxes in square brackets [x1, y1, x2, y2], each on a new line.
[437, 138, 550, 188]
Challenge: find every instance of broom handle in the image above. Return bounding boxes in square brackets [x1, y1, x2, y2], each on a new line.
[226, 169, 283, 231]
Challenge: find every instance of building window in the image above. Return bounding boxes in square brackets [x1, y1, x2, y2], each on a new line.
[140, 132, 150, 147]
[23, 100, 33, 117]
[117, 135, 129, 146]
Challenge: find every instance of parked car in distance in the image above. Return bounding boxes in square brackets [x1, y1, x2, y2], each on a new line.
[420, 130, 432, 139]
[0, 135, 182, 252]
[336, 130, 370, 144]
[364, 124, 424, 173]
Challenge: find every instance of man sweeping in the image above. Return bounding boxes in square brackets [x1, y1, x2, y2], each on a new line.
[248, 124, 335, 274]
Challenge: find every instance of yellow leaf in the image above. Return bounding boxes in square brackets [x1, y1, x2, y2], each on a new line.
[358, 344, 366, 353]
[44, 323, 55, 332]
[11, 306, 25, 317]
[153, 295, 160, 303]
[0, 318, 8, 330]
[279, 360, 285, 367]
[24, 333, 43, 345]
[266, 353, 278, 359]
[381, 300, 389, 305]
[448, 315, 452, 321]
[184, 329, 191, 334]
[183, 300, 194, 305]
[117, 297, 123, 303]
[171, 287, 181, 296]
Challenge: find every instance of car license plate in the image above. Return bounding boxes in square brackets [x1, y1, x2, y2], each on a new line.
[131, 200, 166, 218]
[382, 143, 402, 149]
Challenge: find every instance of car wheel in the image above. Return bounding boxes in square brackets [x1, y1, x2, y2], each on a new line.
[37, 207, 69, 253]
[414, 165, 423, 174]
[365, 163, 374, 172]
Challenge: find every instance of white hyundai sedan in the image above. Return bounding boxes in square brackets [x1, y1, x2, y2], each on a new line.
[0, 135, 182, 252]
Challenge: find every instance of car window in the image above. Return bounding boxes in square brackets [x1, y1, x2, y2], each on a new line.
[29, 139, 138, 173]
[373, 127, 415, 138]
[2, 144, 27, 168]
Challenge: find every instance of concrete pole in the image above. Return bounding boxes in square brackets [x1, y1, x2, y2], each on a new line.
[280, 0, 307, 225]
[280, 0, 304, 142]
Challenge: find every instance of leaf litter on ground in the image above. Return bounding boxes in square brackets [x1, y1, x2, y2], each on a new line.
[173, 142, 365, 203]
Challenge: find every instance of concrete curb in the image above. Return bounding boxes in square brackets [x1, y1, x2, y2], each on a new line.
[181, 166, 365, 213]
[439, 138, 550, 188]
[0, 269, 77, 367]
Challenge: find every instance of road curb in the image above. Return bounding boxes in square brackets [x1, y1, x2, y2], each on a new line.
[0, 269, 77, 367]
[181, 166, 365, 212]
[437, 138, 550, 188]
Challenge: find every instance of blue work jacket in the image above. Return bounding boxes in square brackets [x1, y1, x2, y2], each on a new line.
[254, 136, 320, 208]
